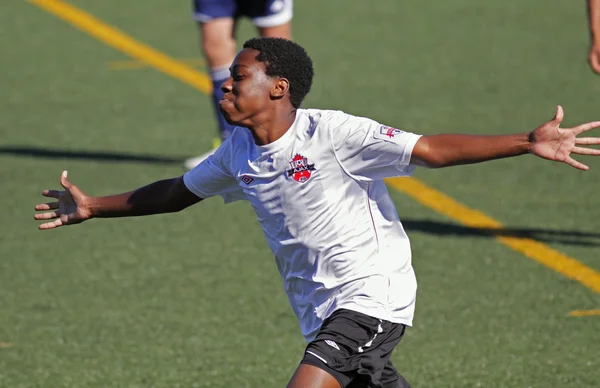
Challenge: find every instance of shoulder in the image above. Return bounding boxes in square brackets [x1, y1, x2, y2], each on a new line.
[297, 108, 352, 124]
[228, 126, 253, 144]
[222, 126, 253, 151]
[311, 110, 383, 144]
[297, 109, 370, 135]
[211, 126, 253, 165]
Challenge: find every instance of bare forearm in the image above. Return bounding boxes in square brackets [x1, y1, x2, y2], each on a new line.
[590, 0, 600, 43]
[413, 133, 531, 168]
[89, 178, 195, 218]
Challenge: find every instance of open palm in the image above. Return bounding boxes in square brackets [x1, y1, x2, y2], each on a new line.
[529, 106, 600, 170]
[34, 171, 92, 230]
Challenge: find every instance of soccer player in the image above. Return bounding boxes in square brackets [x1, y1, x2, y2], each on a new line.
[589, 0, 600, 73]
[184, 0, 293, 170]
[34, 38, 600, 388]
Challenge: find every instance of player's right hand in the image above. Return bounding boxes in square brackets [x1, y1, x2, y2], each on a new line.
[529, 106, 600, 170]
[34, 170, 92, 230]
[589, 43, 600, 74]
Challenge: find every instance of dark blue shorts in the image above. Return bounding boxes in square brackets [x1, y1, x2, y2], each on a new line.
[192, 0, 293, 27]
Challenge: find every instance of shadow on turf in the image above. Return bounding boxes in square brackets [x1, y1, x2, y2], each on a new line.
[403, 219, 600, 247]
[0, 145, 183, 165]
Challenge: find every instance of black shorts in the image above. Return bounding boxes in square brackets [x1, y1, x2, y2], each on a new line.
[301, 309, 411, 388]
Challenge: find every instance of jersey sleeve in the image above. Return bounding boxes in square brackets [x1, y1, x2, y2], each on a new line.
[329, 112, 422, 181]
[183, 139, 245, 204]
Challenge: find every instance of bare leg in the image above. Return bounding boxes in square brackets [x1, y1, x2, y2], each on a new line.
[184, 18, 237, 169]
[198, 18, 238, 140]
[287, 364, 342, 388]
[199, 18, 237, 69]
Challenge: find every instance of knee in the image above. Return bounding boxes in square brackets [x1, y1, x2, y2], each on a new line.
[199, 22, 237, 68]
[202, 36, 236, 64]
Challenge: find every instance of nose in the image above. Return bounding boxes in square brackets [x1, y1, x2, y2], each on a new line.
[220, 77, 233, 93]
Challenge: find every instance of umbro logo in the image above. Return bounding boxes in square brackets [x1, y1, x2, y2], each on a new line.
[325, 340, 340, 351]
[241, 175, 254, 185]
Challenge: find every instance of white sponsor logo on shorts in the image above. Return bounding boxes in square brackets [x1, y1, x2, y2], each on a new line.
[325, 339, 340, 351]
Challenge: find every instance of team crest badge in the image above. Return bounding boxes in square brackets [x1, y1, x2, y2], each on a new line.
[287, 154, 316, 183]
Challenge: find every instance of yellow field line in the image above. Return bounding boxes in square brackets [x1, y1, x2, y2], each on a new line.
[568, 309, 600, 317]
[30, 0, 600, 295]
[108, 58, 206, 70]
[28, 0, 211, 94]
[385, 178, 600, 294]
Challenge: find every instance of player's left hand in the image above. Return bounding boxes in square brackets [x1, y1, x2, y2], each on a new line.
[529, 106, 600, 170]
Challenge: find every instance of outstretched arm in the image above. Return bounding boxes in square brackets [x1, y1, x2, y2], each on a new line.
[589, 0, 600, 73]
[34, 171, 202, 230]
[411, 106, 600, 170]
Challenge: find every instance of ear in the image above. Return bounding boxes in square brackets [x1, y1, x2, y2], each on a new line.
[270, 77, 290, 100]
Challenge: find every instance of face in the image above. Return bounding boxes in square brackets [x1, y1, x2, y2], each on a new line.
[218, 48, 278, 127]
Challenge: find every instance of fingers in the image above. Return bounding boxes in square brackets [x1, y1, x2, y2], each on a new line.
[592, 59, 600, 74]
[575, 137, 600, 145]
[573, 121, 600, 135]
[571, 146, 600, 156]
[60, 170, 71, 190]
[590, 50, 600, 74]
[39, 219, 63, 230]
[553, 105, 564, 125]
[42, 190, 62, 199]
[564, 156, 589, 171]
[42, 171, 72, 198]
[35, 202, 59, 211]
[34, 211, 58, 220]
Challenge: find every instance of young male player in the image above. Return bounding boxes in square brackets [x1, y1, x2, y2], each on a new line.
[184, 0, 293, 169]
[34, 38, 600, 388]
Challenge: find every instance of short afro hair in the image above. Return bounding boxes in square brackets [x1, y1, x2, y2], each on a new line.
[243, 37, 314, 109]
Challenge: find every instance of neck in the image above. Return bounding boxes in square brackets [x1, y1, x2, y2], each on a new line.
[248, 108, 297, 146]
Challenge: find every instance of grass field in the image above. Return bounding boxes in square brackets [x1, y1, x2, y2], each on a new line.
[1, 0, 600, 387]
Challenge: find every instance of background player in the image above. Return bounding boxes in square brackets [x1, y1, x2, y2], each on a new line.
[184, 0, 293, 169]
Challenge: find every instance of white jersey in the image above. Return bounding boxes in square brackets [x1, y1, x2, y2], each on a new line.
[184, 109, 422, 342]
